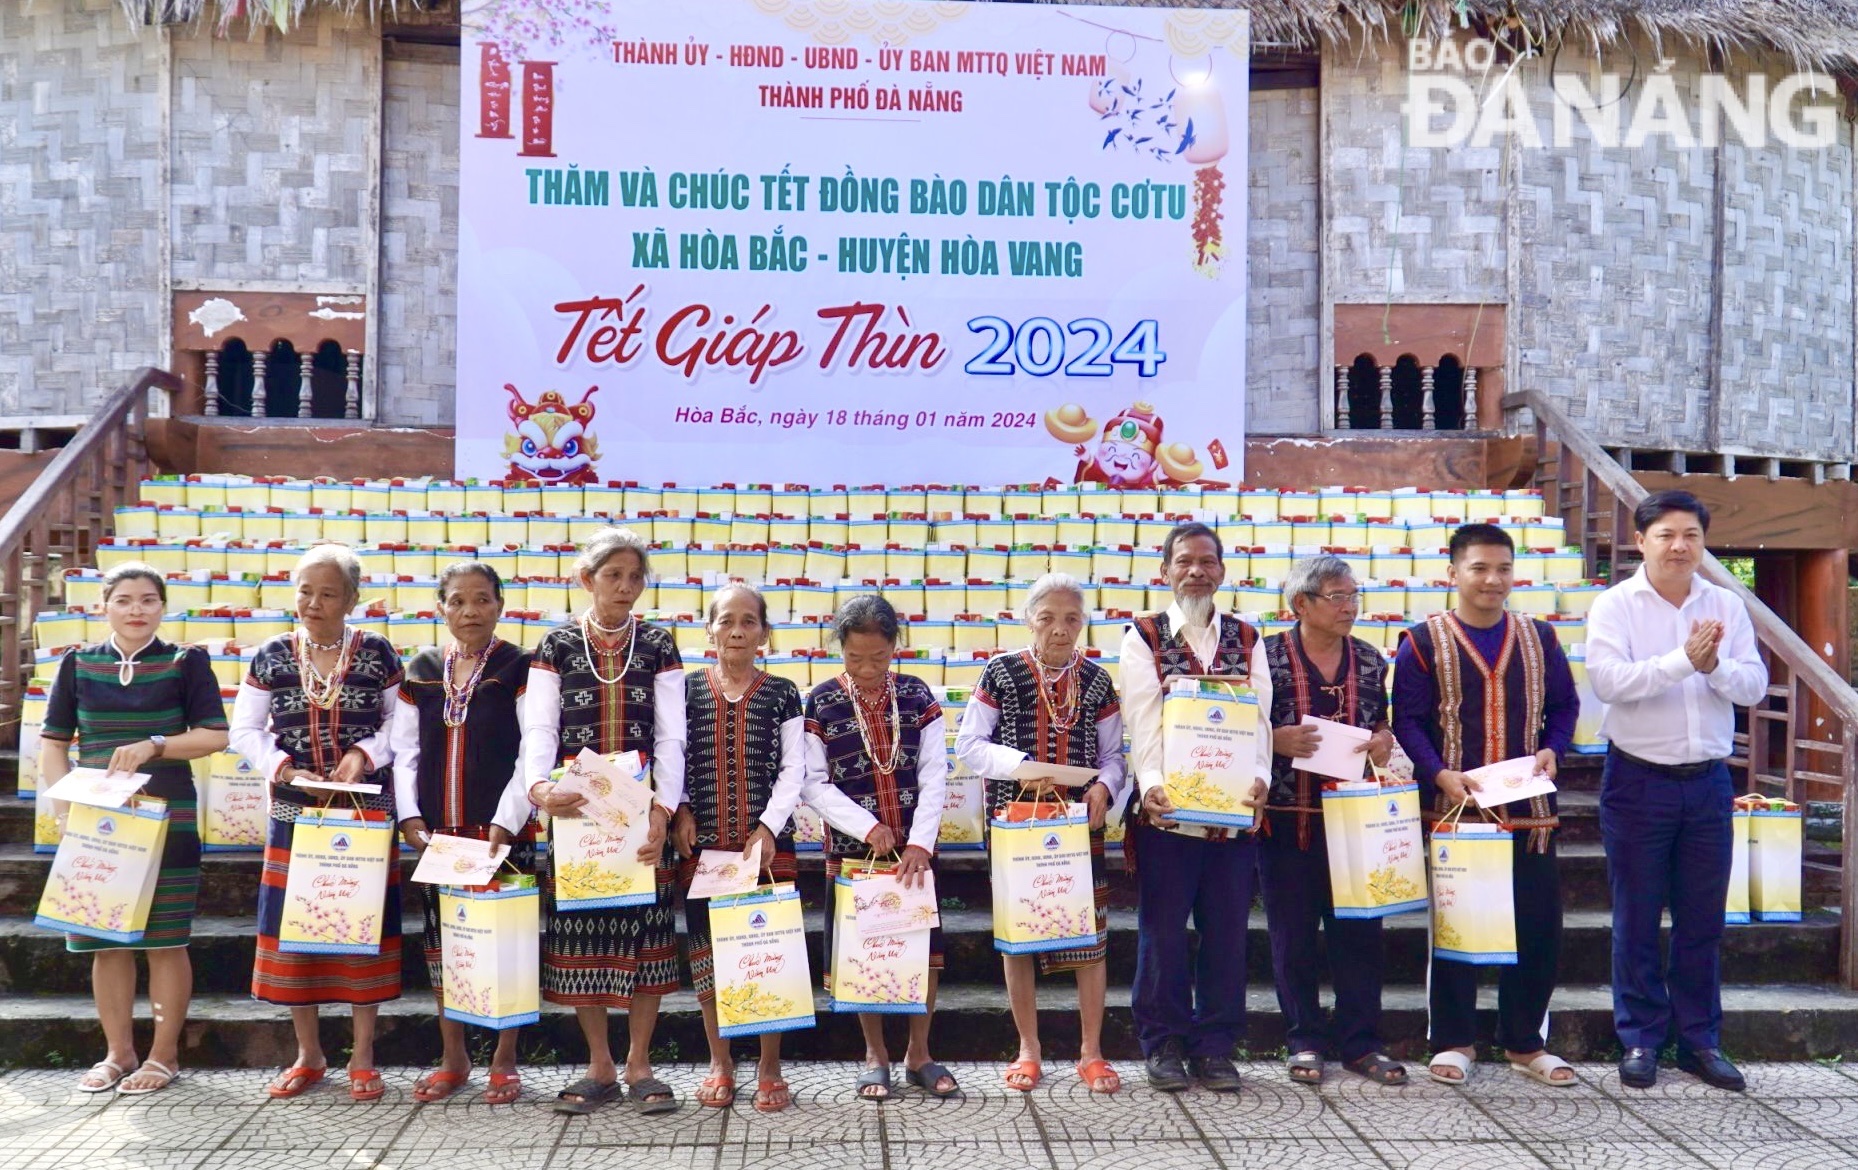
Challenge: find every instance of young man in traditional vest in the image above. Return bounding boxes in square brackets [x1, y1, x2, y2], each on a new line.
[1118, 521, 1273, 1093]
[1587, 491, 1767, 1091]
[1391, 523, 1579, 1087]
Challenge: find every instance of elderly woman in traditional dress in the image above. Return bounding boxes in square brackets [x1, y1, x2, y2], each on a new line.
[38, 563, 229, 1095]
[956, 572, 1127, 1096]
[230, 543, 404, 1102]
[1260, 554, 1402, 1085]
[512, 526, 683, 1115]
[673, 584, 877, 1113]
[389, 561, 535, 1104]
[804, 594, 958, 1102]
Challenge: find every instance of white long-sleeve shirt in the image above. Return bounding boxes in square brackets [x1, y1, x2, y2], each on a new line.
[1118, 602, 1274, 839]
[505, 659, 689, 817]
[802, 714, 949, 854]
[951, 661, 1128, 806]
[387, 691, 532, 835]
[228, 680, 396, 788]
[1586, 568, 1768, 765]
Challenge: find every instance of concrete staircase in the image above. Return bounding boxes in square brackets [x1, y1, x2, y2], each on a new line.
[3, 748, 1853, 1066]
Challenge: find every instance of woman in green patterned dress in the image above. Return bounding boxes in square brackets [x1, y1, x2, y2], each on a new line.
[37, 563, 230, 1095]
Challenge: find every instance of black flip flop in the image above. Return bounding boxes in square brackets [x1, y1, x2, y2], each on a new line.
[553, 1076, 622, 1114]
[855, 1065, 892, 1102]
[905, 1061, 961, 1098]
[628, 1075, 680, 1115]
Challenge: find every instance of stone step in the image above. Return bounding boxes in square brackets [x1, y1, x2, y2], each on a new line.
[3, 981, 1857, 1066]
[0, 833, 1839, 921]
[0, 904, 1838, 997]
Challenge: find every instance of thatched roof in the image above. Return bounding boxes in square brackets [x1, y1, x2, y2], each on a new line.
[134, 0, 1858, 70]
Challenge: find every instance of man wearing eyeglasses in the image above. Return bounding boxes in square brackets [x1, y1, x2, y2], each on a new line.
[1391, 523, 1579, 1088]
[1259, 554, 1404, 1086]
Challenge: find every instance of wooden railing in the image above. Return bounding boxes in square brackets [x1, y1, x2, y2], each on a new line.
[0, 369, 177, 746]
[1504, 388, 1858, 987]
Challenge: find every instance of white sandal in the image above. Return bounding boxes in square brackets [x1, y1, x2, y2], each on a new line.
[1509, 1052, 1577, 1087]
[76, 1061, 126, 1093]
[117, 1059, 181, 1096]
[1427, 1050, 1473, 1086]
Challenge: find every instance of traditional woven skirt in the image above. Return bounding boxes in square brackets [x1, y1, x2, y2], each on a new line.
[67, 797, 201, 953]
[984, 776, 1110, 975]
[676, 848, 798, 1003]
[819, 850, 946, 997]
[541, 847, 679, 1010]
[418, 823, 537, 993]
[252, 814, 403, 1006]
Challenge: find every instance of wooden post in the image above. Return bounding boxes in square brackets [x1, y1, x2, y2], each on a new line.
[251, 349, 269, 418]
[297, 352, 315, 418]
[344, 352, 361, 420]
[1377, 366, 1392, 430]
[203, 351, 219, 417]
[1421, 365, 1436, 429]
[1464, 366, 1480, 427]
[1798, 547, 1850, 751]
[1334, 366, 1350, 430]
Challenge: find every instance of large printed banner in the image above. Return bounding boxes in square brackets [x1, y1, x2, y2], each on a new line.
[457, 0, 1249, 487]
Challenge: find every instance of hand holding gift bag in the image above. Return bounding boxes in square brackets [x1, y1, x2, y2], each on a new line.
[711, 882, 816, 1037]
[1428, 805, 1517, 965]
[438, 873, 542, 1029]
[828, 859, 930, 1015]
[277, 803, 395, 955]
[990, 796, 1097, 954]
[35, 795, 170, 944]
[1746, 797, 1803, 923]
[1321, 769, 1427, 919]
[1160, 680, 1260, 831]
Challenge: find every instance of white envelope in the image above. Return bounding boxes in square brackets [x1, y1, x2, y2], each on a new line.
[410, 833, 511, 885]
[552, 748, 654, 833]
[292, 778, 386, 797]
[687, 842, 763, 900]
[850, 870, 941, 936]
[1294, 716, 1374, 782]
[1467, 756, 1559, 808]
[41, 767, 150, 809]
[1009, 761, 1100, 789]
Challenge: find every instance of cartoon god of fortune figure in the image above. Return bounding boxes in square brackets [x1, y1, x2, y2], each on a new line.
[1055, 401, 1206, 488]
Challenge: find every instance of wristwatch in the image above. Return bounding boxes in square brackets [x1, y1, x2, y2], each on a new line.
[147, 735, 167, 758]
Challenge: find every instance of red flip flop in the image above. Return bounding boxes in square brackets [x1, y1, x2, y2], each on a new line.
[266, 1066, 326, 1099]
[413, 1068, 467, 1103]
[484, 1071, 522, 1105]
[349, 1069, 385, 1102]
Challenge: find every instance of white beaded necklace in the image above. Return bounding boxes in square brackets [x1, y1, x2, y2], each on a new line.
[844, 671, 903, 776]
[579, 611, 636, 685]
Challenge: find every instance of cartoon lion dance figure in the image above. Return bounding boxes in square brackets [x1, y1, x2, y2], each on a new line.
[500, 384, 601, 485]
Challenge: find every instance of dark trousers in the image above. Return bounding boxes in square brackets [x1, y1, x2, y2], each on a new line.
[1428, 833, 1562, 1052]
[1257, 813, 1386, 1062]
[1131, 819, 1258, 1058]
[1599, 751, 1734, 1053]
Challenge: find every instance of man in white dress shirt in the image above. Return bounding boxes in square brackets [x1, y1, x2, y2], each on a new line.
[1586, 491, 1768, 1091]
[1118, 522, 1273, 1093]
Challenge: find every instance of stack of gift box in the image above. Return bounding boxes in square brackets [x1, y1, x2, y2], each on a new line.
[23, 474, 1618, 854]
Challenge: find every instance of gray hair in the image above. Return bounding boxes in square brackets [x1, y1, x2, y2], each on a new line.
[1283, 554, 1355, 607]
[574, 526, 653, 580]
[293, 543, 364, 603]
[1020, 572, 1087, 621]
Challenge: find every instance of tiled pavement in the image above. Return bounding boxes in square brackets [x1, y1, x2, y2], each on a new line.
[5, 1060, 1858, 1169]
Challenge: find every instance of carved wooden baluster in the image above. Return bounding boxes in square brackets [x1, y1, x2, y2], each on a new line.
[1334, 366, 1350, 430]
[344, 352, 361, 419]
[203, 350, 220, 417]
[1378, 366, 1393, 429]
[251, 348, 269, 418]
[297, 352, 315, 418]
[1464, 366, 1479, 428]
[1421, 365, 1436, 430]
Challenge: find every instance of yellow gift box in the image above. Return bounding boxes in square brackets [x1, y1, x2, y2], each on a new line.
[712, 883, 816, 1037]
[693, 515, 732, 545]
[1429, 823, 1517, 964]
[448, 515, 490, 546]
[1160, 684, 1260, 830]
[924, 548, 967, 580]
[931, 518, 975, 546]
[35, 796, 170, 943]
[115, 506, 158, 538]
[501, 483, 541, 513]
[182, 476, 226, 509]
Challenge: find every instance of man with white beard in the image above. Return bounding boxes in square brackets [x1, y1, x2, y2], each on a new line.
[1118, 522, 1273, 1093]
